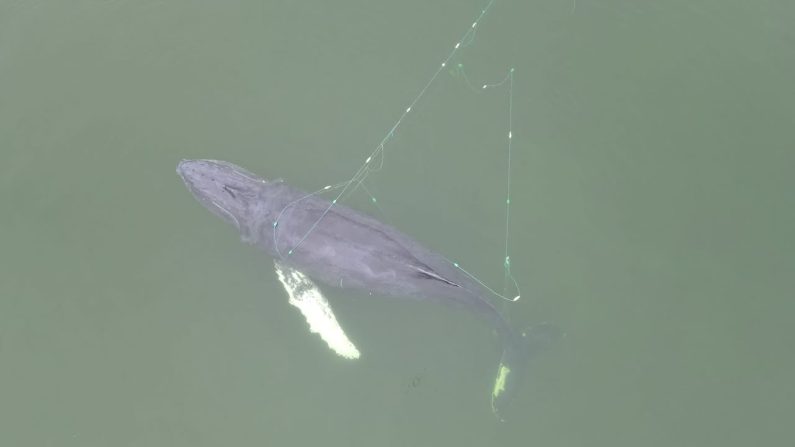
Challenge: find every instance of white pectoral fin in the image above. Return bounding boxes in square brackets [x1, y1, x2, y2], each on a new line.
[273, 261, 360, 360]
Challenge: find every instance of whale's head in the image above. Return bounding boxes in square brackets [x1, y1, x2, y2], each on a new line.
[177, 159, 269, 243]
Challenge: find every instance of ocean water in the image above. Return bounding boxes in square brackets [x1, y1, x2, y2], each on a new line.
[1, 1, 793, 445]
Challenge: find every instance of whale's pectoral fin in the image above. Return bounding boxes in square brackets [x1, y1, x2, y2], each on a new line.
[273, 260, 361, 360]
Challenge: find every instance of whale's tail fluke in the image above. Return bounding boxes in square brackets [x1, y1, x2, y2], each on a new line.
[491, 322, 564, 421]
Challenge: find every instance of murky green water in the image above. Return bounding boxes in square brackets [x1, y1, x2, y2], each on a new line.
[1, 1, 793, 445]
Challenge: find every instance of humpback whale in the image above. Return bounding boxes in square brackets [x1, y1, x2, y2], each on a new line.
[177, 159, 559, 419]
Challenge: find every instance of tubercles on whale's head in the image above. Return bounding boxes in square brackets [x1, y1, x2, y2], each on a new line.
[177, 159, 270, 244]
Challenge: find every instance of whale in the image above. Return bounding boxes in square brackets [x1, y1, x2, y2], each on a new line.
[176, 159, 560, 419]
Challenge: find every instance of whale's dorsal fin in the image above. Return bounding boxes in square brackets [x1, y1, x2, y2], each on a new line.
[412, 265, 462, 288]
